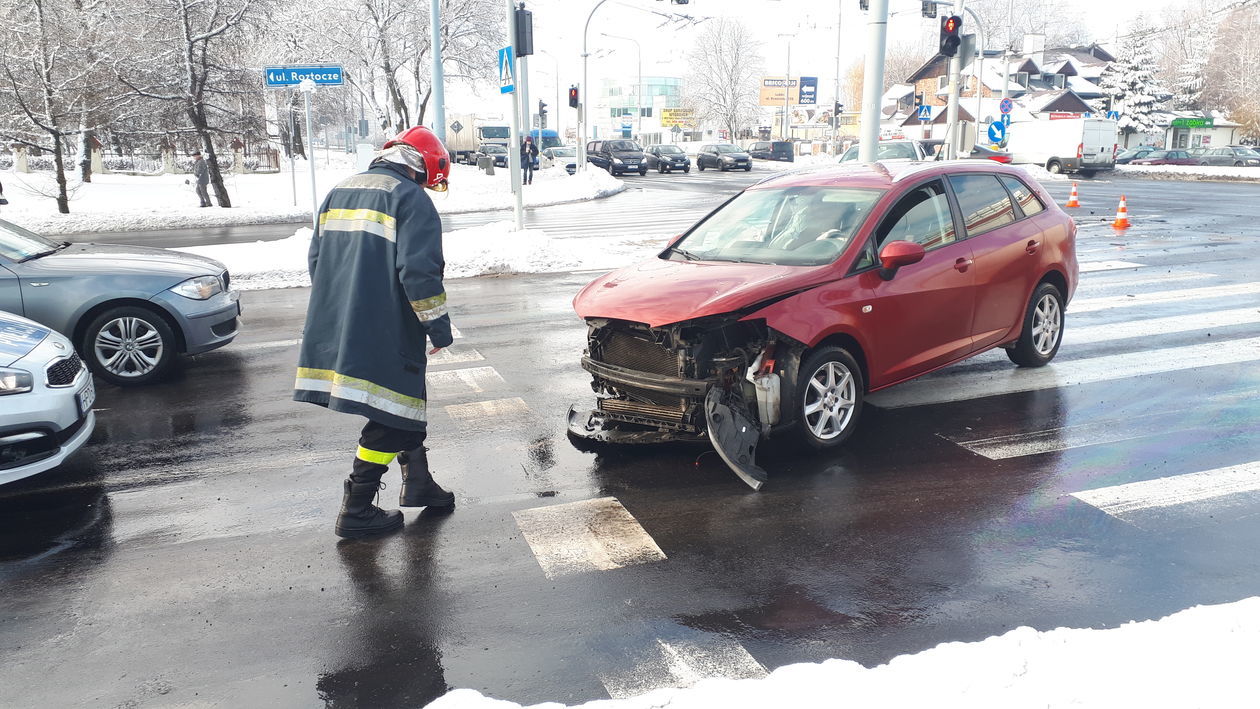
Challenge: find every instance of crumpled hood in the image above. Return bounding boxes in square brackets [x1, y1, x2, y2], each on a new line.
[573, 256, 836, 328]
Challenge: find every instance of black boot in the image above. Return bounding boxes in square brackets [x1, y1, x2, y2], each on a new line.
[335, 477, 404, 538]
[399, 446, 456, 508]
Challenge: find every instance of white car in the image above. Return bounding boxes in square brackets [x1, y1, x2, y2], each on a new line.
[540, 146, 577, 174]
[0, 311, 95, 485]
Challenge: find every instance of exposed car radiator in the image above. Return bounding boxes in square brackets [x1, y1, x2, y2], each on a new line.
[599, 398, 686, 423]
[600, 331, 678, 376]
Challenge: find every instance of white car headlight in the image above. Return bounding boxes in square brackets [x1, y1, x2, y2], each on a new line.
[171, 275, 223, 300]
[613, 157, 624, 165]
[0, 367, 34, 395]
[722, 156, 734, 162]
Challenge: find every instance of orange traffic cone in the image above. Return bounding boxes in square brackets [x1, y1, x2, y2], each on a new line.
[1065, 182, 1081, 208]
[1112, 195, 1131, 229]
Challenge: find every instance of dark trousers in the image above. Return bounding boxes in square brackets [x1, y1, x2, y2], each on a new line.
[195, 182, 211, 207]
[522, 161, 534, 184]
[350, 419, 426, 483]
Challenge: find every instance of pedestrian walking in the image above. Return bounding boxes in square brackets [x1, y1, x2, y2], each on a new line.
[294, 126, 456, 539]
[191, 151, 212, 207]
[521, 136, 538, 185]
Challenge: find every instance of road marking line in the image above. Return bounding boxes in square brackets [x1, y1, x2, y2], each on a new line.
[445, 396, 531, 421]
[427, 346, 485, 366]
[427, 366, 505, 396]
[512, 497, 666, 579]
[1070, 282, 1260, 314]
[599, 637, 767, 700]
[866, 336, 1260, 409]
[1079, 260, 1145, 273]
[450, 325, 463, 339]
[1066, 307, 1260, 345]
[1071, 461, 1260, 521]
[1077, 272, 1209, 292]
[232, 338, 302, 352]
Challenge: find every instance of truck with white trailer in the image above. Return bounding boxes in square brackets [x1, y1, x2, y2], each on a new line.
[446, 113, 511, 164]
[1005, 117, 1119, 176]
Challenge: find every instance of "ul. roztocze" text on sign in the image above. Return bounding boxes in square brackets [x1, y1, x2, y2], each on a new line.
[264, 66, 344, 87]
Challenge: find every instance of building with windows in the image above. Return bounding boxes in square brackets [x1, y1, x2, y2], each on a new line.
[595, 76, 685, 145]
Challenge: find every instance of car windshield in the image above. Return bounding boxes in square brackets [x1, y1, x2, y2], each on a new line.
[1239, 148, 1260, 157]
[0, 219, 61, 261]
[714, 144, 741, 153]
[668, 186, 883, 267]
[483, 145, 507, 154]
[538, 136, 563, 150]
[480, 126, 510, 139]
[840, 142, 917, 161]
[657, 145, 683, 154]
[608, 140, 641, 151]
[551, 147, 576, 157]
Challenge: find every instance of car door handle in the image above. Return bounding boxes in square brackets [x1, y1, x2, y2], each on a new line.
[954, 257, 972, 272]
[1025, 240, 1040, 255]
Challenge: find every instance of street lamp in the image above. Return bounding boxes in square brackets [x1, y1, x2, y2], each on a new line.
[601, 33, 642, 138]
[579, 0, 613, 172]
[538, 49, 563, 141]
[777, 34, 792, 141]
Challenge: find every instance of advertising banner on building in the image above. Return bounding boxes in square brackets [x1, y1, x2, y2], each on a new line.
[660, 108, 696, 127]
[759, 77, 798, 106]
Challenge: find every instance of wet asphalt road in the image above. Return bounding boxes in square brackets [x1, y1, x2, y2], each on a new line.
[2, 173, 1260, 707]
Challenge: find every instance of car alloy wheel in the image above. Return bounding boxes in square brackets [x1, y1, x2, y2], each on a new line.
[84, 305, 177, 386]
[1007, 282, 1064, 367]
[1031, 293, 1062, 356]
[794, 346, 864, 450]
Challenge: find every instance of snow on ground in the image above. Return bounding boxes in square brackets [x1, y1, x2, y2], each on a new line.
[1115, 164, 1260, 182]
[760, 154, 839, 171]
[179, 221, 664, 290]
[428, 596, 1260, 709]
[0, 162, 624, 235]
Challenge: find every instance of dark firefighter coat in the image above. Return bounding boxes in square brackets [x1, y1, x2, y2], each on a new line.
[293, 162, 454, 431]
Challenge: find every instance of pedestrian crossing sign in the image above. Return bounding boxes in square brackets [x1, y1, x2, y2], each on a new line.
[499, 46, 515, 94]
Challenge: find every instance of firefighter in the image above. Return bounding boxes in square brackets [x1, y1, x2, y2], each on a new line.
[294, 126, 456, 539]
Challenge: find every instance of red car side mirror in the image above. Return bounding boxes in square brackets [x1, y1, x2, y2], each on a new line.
[878, 240, 926, 280]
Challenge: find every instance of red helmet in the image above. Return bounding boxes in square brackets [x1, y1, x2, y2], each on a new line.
[383, 126, 450, 191]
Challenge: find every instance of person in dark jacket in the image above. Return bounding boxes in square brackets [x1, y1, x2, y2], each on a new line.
[521, 136, 538, 185]
[191, 151, 212, 207]
[294, 126, 456, 539]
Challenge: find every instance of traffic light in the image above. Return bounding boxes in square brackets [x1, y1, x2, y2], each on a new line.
[833, 101, 843, 115]
[913, 92, 925, 108]
[538, 99, 548, 128]
[921, 0, 935, 18]
[515, 4, 533, 56]
[568, 85, 579, 108]
[859, 0, 869, 10]
[939, 15, 962, 57]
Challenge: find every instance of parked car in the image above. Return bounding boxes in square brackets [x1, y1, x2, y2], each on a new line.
[540, 146, 577, 174]
[568, 162, 1077, 489]
[475, 143, 509, 168]
[586, 140, 648, 176]
[0, 311, 95, 486]
[1005, 117, 1118, 175]
[0, 219, 240, 386]
[968, 144, 1013, 163]
[696, 144, 752, 171]
[1115, 147, 1156, 164]
[1128, 150, 1199, 166]
[644, 144, 692, 173]
[837, 140, 936, 163]
[1196, 146, 1260, 167]
[748, 141, 795, 162]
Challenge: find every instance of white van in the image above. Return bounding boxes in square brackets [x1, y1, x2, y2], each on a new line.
[1005, 118, 1118, 175]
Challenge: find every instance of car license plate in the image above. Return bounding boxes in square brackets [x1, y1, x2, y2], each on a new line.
[77, 376, 96, 416]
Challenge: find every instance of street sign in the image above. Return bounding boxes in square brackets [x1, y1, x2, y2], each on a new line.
[987, 121, 1006, 143]
[959, 34, 976, 69]
[1106, 110, 1121, 121]
[498, 46, 515, 94]
[917, 105, 933, 120]
[797, 76, 818, 105]
[450, 120, 463, 134]
[1001, 113, 1011, 127]
[999, 97, 1013, 115]
[264, 65, 343, 88]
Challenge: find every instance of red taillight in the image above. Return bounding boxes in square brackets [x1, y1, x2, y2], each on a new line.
[1113, 143, 1119, 157]
[1076, 142, 1084, 159]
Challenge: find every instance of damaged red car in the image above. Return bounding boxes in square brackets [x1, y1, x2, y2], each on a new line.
[569, 162, 1078, 489]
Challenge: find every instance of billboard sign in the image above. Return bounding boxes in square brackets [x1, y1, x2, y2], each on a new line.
[759, 77, 798, 106]
[660, 108, 696, 128]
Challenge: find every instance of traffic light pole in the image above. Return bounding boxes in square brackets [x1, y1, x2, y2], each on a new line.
[505, 0, 524, 229]
[943, 0, 964, 159]
[431, 0, 446, 143]
[856, 0, 888, 161]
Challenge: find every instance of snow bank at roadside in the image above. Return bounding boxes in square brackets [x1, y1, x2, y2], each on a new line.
[760, 154, 838, 171]
[1014, 164, 1070, 182]
[0, 163, 625, 235]
[1115, 164, 1260, 182]
[427, 597, 1260, 709]
[179, 221, 662, 290]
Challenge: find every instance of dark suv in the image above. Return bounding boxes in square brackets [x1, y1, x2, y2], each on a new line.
[696, 144, 752, 171]
[748, 141, 795, 162]
[586, 139, 648, 176]
[644, 145, 691, 174]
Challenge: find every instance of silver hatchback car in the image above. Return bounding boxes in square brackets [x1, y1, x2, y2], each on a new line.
[0, 219, 240, 386]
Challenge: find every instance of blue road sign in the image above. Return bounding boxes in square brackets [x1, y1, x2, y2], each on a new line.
[1001, 113, 1012, 127]
[1106, 110, 1121, 121]
[918, 105, 933, 120]
[264, 65, 343, 88]
[987, 121, 1006, 143]
[499, 46, 516, 94]
[999, 97, 1013, 115]
[797, 76, 818, 105]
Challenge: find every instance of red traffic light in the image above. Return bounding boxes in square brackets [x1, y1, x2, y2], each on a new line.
[568, 86, 579, 108]
[939, 14, 962, 56]
[943, 16, 958, 33]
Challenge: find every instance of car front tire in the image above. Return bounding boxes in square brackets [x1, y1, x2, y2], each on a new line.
[744, 165, 752, 172]
[793, 346, 864, 451]
[82, 305, 178, 386]
[698, 161, 705, 171]
[1046, 160, 1063, 174]
[1007, 282, 1064, 368]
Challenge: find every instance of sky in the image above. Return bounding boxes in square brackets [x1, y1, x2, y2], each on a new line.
[449, 0, 1209, 115]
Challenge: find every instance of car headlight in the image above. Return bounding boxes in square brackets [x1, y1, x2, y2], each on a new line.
[171, 275, 223, 300]
[613, 158, 624, 165]
[0, 367, 34, 396]
[722, 156, 734, 162]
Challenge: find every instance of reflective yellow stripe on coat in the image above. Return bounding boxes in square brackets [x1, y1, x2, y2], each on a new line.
[319, 208, 398, 242]
[410, 292, 448, 322]
[294, 367, 426, 422]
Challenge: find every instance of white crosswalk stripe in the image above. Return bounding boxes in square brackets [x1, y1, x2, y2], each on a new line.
[1071, 461, 1260, 525]
[513, 497, 667, 579]
[1070, 282, 1260, 314]
[598, 636, 767, 700]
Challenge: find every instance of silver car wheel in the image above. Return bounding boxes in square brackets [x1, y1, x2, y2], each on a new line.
[1031, 294, 1062, 356]
[94, 316, 164, 378]
[803, 361, 856, 440]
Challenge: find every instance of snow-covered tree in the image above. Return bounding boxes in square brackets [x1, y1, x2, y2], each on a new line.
[684, 18, 764, 141]
[1099, 20, 1164, 138]
[1172, 20, 1218, 110]
[1204, 5, 1260, 141]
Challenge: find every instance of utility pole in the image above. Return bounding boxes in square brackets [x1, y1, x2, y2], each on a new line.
[943, 0, 965, 159]
[833, 0, 843, 154]
[431, 0, 446, 143]
[964, 6, 985, 148]
[783, 44, 792, 141]
[857, 0, 889, 161]
[505, 0, 523, 229]
[579, 0, 612, 172]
